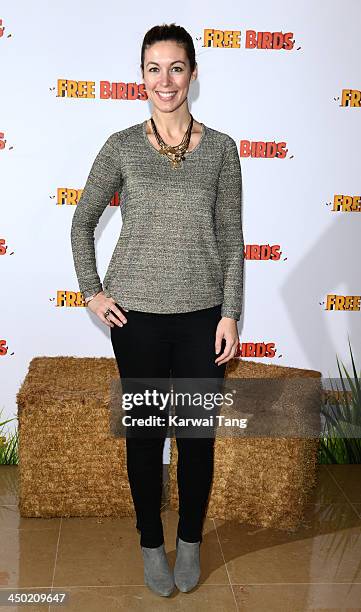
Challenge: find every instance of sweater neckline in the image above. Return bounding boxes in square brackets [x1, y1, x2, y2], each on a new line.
[141, 119, 207, 159]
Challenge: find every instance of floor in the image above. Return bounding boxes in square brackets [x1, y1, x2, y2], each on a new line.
[0, 464, 360, 611]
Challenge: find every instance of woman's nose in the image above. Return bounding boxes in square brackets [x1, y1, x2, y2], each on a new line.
[158, 71, 173, 87]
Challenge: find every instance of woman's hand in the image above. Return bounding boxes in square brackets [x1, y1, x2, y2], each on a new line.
[86, 292, 128, 328]
[214, 317, 239, 365]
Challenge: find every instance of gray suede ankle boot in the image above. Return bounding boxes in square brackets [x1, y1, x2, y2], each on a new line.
[174, 535, 201, 592]
[141, 543, 175, 597]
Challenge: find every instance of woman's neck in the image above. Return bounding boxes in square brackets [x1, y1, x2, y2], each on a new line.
[149, 109, 194, 139]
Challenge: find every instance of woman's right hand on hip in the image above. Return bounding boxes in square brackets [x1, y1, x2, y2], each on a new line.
[87, 292, 128, 328]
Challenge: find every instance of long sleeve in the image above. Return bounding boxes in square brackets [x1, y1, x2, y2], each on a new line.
[70, 133, 123, 300]
[214, 138, 244, 320]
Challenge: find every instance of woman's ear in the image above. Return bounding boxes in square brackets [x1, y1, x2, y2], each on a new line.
[191, 63, 198, 81]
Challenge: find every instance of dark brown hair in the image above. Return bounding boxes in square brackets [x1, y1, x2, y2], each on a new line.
[140, 23, 196, 75]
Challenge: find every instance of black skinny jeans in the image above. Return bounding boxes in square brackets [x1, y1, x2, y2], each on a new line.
[110, 303, 227, 548]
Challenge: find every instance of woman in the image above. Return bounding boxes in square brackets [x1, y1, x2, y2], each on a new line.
[71, 23, 244, 597]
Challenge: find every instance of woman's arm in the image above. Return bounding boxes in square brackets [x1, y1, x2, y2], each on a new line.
[70, 133, 123, 301]
[214, 137, 244, 321]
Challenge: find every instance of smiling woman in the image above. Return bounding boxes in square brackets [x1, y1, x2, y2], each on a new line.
[140, 29, 202, 150]
[70, 21, 244, 600]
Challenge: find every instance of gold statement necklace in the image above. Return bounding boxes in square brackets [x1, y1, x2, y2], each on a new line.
[150, 114, 194, 169]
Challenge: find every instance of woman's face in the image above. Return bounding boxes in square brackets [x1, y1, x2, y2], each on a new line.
[142, 40, 197, 114]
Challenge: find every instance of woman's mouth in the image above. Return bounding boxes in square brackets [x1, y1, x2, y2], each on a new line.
[155, 91, 177, 101]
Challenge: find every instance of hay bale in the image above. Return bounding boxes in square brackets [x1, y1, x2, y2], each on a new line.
[16, 356, 135, 518]
[168, 359, 321, 532]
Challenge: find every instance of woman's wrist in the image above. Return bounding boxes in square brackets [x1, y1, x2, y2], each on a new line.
[85, 291, 102, 305]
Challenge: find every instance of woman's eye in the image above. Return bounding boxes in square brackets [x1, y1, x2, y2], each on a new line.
[149, 67, 182, 72]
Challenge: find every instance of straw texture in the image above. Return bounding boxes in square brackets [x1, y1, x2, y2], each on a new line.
[168, 359, 321, 532]
[17, 356, 134, 518]
[17, 356, 321, 530]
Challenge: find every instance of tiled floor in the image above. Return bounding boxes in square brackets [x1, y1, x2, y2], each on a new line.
[0, 464, 361, 611]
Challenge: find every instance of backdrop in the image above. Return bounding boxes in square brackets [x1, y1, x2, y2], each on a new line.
[1, 2, 360, 459]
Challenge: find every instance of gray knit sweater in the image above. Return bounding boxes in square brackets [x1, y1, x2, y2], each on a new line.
[70, 120, 244, 320]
